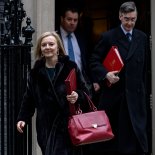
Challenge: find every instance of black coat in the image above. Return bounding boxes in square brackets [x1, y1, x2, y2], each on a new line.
[17, 56, 88, 155]
[89, 26, 149, 153]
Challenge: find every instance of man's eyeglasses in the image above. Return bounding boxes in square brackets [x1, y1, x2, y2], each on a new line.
[123, 16, 137, 23]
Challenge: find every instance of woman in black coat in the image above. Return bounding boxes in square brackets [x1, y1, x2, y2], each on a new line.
[16, 31, 88, 155]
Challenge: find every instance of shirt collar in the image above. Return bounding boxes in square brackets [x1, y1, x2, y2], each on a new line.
[60, 26, 73, 37]
[120, 24, 133, 35]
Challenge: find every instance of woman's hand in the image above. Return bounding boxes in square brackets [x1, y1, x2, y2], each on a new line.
[17, 121, 26, 133]
[66, 91, 78, 104]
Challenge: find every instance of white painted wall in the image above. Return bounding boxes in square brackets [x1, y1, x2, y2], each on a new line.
[23, 0, 55, 154]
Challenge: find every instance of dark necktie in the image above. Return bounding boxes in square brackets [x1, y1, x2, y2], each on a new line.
[126, 33, 132, 42]
[67, 34, 75, 61]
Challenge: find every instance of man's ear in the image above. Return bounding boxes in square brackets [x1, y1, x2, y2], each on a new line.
[60, 16, 63, 23]
[119, 13, 122, 20]
[60, 15, 65, 24]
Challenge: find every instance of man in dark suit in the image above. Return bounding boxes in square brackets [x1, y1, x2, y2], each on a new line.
[57, 5, 92, 91]
[89, 1, 149, 155]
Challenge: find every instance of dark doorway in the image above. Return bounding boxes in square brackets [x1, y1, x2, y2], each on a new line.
[55, 0, 150, 45]
[55, 1, 151, 154]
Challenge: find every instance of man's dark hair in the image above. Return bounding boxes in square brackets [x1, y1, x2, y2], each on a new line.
[60, 0, 82, 17]
[61, 6, 80, 17]
[119, 1, 137, 14]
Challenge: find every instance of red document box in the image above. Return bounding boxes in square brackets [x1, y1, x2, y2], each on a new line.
[103, 46, 124, 72]
[65, 68, 77, 95]
[65, 68, 77, 115]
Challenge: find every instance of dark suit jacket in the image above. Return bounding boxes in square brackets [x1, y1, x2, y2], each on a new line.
[89, 26, 149, 153]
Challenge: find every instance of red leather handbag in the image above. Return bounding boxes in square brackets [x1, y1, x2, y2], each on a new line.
[68, 92, 114, 146]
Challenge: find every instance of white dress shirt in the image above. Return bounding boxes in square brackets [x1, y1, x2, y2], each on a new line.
[60, 26, 82, 71]
[121, 24, 133, 36]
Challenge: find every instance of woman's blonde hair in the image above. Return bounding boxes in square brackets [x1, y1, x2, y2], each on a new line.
[34, 31, 66, 60]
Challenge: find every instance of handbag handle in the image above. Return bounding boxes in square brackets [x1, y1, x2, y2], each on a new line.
[75, 92, 97, 115]
[83, 92, 97, 111]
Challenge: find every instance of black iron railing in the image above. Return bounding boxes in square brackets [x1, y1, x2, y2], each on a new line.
[0, 0, 34, 155]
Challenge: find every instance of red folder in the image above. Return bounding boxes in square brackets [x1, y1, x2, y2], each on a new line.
[65, 68, 77, 115]
[65, 68, 77, 95]
[103, 46, 124, 72]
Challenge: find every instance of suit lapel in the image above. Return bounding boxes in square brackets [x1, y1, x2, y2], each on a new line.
[126, 30, 139, 60]
[115, 27, 130, 51]
[115, 28, 139, 61]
